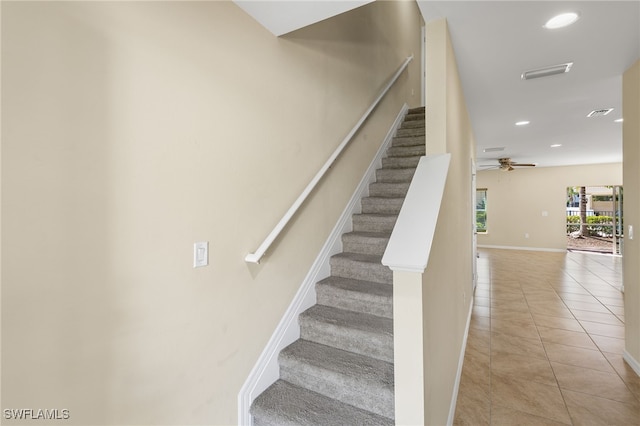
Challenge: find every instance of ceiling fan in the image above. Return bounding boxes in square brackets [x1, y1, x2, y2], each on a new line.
[480, 157, 536, 172]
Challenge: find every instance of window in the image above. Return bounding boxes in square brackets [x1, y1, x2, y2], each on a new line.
[476, 188, 487, 233]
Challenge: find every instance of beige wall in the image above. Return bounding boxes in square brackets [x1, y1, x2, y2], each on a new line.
[623, 60, 640, 366]
[477, 163, 622, 251]
[0, 2, 422, 424]
[422, 18, 476, 424]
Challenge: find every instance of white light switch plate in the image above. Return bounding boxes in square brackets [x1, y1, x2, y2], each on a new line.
[194, 242, 208, 268]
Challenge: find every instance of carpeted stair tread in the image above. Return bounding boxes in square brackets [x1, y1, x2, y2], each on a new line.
[316, 276, 392, 318]
[404, 114, 425, 122]
[395, 126, 425, 137]
[376, 167, 417, 183]
[400, 119, 425, 129]
[342, 231, 391, 256]
[382, 155, 422, 169]
[392, 135, 425, 147]
[299, 304, 393, 362]
[369, 181, 411, 197]
[279, 340, 394, 418]
[360, 196, 406, 215]
[386, 144, 426, 157]
[352, 213, 398, 233]
[330, 252, 392, 284]
[250, 380, 393, 426]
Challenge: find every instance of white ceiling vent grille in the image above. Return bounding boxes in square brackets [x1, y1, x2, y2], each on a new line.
[521, 62, 573, 80]
[587, 108, 614, 118]
[483, 147, 505, 153]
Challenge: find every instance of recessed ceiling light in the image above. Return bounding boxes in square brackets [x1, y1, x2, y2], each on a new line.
[515, 121, 530, 126]
[544, 12, 580, 29]
[521, 62, 573, 80]
[615, 118, 624, 123]
[550, 144, 562, 148]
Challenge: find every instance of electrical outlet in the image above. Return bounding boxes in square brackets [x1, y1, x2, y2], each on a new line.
[525, 233, 530, 239]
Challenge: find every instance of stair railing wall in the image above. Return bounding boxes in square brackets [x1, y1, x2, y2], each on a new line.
[245, 55, 414, 264]
[381, 153, 451, 425]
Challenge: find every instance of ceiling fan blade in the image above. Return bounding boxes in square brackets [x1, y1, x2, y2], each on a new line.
[512, 163, 536, 167]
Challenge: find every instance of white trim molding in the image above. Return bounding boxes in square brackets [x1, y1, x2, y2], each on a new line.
[237, 104, 409, 426]
[623, 350, 640, 377]
[447, 296, 474, 425]
[478, 244, 565, 253]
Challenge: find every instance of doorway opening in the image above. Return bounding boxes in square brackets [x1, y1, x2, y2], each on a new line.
[566, 186, 623, 255]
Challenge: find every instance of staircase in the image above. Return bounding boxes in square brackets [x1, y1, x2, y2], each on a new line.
[250, 107, 426, 426]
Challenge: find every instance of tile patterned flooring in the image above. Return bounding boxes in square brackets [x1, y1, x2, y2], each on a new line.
[454, 248, 640, 425]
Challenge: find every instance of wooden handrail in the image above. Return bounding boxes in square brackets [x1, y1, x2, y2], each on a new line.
[245, 55, 414, 263]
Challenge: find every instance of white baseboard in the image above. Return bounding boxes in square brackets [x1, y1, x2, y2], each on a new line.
[447, 296, 474, 426]
[237, 104, 409, 426]
[478, 244, 565, 253]
[623, 350, 640, 377]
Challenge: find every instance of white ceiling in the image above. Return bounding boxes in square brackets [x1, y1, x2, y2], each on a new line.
[233, 0, 374, 36]
[235, 1, 640, 169]
[418, 1, 640, 169]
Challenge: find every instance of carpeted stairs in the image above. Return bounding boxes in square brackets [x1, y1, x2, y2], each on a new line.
[250, 107, 426, 426]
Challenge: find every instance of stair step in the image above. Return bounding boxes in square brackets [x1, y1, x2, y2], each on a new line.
[361, 197, 405, 215]
[382, 155, 422, 169]
[316, 276, 392, 318]
[391, 136, 426, 151]
[369, 181, 411, 197]
[392, 135, 425, 147]
[396, 127, 425, 137]
[279, 340, 394, 419]
[407, 106, 425, 115]
[404, 112, 425, 121]
[400, 119, 425, 129]
[352, 213, 398, 233]
[330, 252, 392, 284]
[342, 231, 390, 256]
[250, 380, 393, 426]
[376, 167, 416, 183]
[299, 304, 393, 362]
[387, 144, 426, 157]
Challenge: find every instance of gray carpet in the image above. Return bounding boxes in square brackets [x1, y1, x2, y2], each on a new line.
[250, 107, 425, 426]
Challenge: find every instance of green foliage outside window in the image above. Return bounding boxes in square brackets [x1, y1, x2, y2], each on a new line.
[566, 215, 614, 237]
[476, 189, 487, 233]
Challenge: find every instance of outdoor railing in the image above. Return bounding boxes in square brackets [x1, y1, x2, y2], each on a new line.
[565, 210, 616, 217]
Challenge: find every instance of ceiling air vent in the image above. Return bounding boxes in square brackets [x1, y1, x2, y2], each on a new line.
[587, 108, 614, 118]
[483, 147, 505, 153]
[521, 62, 573, 80]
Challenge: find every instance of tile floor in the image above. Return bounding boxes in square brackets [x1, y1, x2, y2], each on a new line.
[454, 248, 640, 425]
